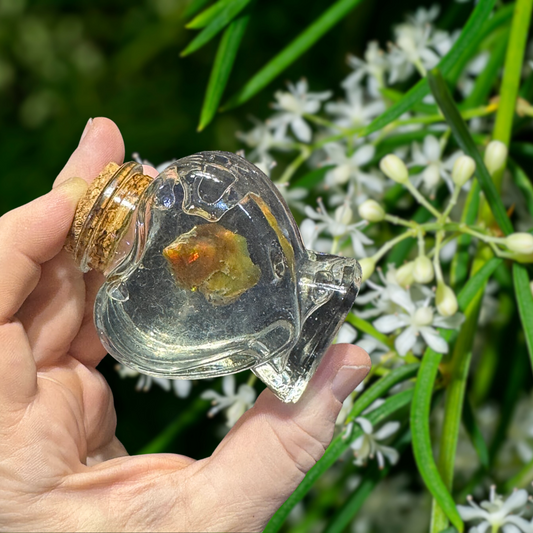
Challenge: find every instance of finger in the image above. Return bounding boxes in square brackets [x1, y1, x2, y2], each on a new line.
[54, 117, 125, 187]
[0, 177, 88, 325]
[193, 344, 370, 532]
[17, 118, 125, 367]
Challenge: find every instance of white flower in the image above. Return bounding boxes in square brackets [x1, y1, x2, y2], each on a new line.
[322, 142, 378, 191]
[201, 375, 256, 427]
[325, 85, 385, 129]
[304, 198, 374, 257]
[373, 285, 464, 356]
[410, 134, 461, 195]
[356, 334, 390, 363]
[347, 416, 400, 469]
[237, 118, 289, 166]
[115, 364, 193, 398]
[458, 51, 490, 97]
[336, 394, 354, 427]
[268, 79, 332, 142]
[457, 487, 533, 533]
[342, 41, 388, 97]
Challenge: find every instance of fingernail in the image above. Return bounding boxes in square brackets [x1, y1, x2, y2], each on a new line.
[79, 118, 93, 145]
[331, 365, 370, 402]
[56, 176, 88, 203]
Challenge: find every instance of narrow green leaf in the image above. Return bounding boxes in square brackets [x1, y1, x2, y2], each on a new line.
[222, 0, 366, 110]
[345, 313, 394, 348]
[456, 257, 503, 311]
[198, 13, 250, 130]
[427, 69, 513, 235]
[264, 389, 414, 533]
[493, 0, 533, 148]
[463, 396, 490, 469]
[411, 349, 464, 532]
[183, 0, 213, 21]
[513, 263, 533, 371]
[186, 0, 232, 28]
[503, 455, 533, 491]
[181, 0, 252, 56]
[347, 363, 419, 422]
[357, 0, 497, 139]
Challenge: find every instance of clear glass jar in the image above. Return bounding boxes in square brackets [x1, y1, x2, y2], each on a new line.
[67, 151, 362, 402]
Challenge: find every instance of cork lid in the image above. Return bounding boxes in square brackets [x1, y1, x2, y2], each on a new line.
[66, 161, 154, 273]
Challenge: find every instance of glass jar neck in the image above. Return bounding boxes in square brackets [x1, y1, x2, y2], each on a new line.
[66, 161, 154, 274]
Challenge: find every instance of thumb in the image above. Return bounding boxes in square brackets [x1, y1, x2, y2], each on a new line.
[197, 344, 370, 531]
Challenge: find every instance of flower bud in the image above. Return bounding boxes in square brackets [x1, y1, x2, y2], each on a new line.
[396, 261, 415, 287]
[452, 155, 475, 188]
[358, 199, 385, 222]
[530, 280, 533, 298]
[436, 283, 458, 317]
[505, 233, 533, 254]
[380, 154, 409, 184]
[412, 256, 434, 284]
[359, 257, 376, 283]
[484, 141, 508, 176]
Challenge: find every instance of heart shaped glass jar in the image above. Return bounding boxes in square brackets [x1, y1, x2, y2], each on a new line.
[66, 151, 362, 402]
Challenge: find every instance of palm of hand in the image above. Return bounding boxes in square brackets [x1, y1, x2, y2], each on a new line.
[0, 118, 369, 533]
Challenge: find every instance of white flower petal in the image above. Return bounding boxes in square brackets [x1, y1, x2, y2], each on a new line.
[424, 135, 441, 161]
[377, 444, 400, 465]
[291, 116, 312, 142]
[355, 416, 374, 434]
[457, 504, 488, 521]
[373, 314, 405, 333]
[395, 326, 417, 356]
[173, 379, 192, 398]
[353, 144, 376, 166]
[374, 421, 401, 440]
[420, 327, 449, 353]
[222, 375, 236, 397]
[501, 489, 529, 514]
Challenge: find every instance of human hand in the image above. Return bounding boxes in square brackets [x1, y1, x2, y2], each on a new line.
[0, 117, 371, 532]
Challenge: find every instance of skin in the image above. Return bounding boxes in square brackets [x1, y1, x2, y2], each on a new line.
[0, 117, 370, 532]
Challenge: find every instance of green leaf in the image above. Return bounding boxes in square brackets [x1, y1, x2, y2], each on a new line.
[181, 0, 252, 56]
[222, 0, 366, 110]
[357, 0, 497, 139]
[457, 257, 503, 311]
[347, 363, 420, 422]
[264, 389, 414, 533]
[411, 349, 464, 532]
[186, 0, 231, 28]
[345, 313, 394, 349]
[198, 13, 250, 131]
[513, 263, 533, 372]
[183, 0, 213, 21]
[427, 68, 513, 235]
[463, 397, 490, 469]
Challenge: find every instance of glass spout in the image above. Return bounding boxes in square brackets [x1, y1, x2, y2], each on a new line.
[252, 251, 362, 402]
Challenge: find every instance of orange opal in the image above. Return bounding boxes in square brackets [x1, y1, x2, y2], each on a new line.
[162, 223, 261, 306]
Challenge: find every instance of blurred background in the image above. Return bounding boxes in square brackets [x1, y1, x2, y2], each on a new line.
[0, 0, 468, 460]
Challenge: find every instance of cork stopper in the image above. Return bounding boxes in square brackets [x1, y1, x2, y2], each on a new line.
[66, 161, 154, 273]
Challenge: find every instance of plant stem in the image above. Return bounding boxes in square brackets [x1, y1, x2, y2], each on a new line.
[492, 0, 533, 190]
